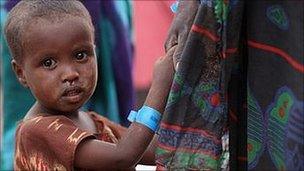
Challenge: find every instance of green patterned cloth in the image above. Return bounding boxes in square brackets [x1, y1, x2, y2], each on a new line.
[156, 0, 303, 170]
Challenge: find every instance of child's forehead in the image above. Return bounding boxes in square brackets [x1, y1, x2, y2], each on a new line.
[23, 16, 94, 40]
[20, 17, 95, 57]
[28, 15, 92, 29]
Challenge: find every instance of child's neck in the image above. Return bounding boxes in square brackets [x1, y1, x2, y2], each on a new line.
[25, 102, 98, 133]
[25, 101, 80, 120]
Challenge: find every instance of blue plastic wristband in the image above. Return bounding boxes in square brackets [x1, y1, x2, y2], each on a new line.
[135, 105, 161, 132]
[127, 110, 138, 122]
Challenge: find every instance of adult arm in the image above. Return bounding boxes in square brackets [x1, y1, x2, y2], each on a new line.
[165, 0, 199, 70]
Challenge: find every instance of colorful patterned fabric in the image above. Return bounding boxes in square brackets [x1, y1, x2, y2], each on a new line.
[156, 0, 244, 170]
[156, 0, 303, 170]
[246, 1, 303, 170]
[0, 1, 134, 170]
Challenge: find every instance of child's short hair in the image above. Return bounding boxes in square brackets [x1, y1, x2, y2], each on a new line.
[4, 0, 94, 62]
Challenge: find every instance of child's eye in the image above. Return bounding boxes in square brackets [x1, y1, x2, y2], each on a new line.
[75, 51, 88, 61]
[42, 58, 56, 69]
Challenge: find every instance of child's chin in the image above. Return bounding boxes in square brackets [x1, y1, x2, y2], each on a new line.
[59, 102, 84, 113]
[62, 91, 85, 104]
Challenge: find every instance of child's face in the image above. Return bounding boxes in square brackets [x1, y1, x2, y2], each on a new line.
[15, 17, 97, 114]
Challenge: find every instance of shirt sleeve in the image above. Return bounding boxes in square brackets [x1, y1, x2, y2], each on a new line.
[15, 116, 96, 171]
[88, 111, 127, 140]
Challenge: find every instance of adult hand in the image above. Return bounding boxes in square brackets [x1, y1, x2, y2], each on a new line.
[165, 0, 199, 70]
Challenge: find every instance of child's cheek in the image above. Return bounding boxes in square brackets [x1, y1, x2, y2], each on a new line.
[82, 61, 97, 92]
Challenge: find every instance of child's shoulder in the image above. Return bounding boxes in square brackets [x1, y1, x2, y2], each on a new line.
[15, 114, 95, 171]
[16, 114, 93, 143]
[18, 115, 74, 133]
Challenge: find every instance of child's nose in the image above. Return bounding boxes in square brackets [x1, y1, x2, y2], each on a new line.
[61, 66, 79, 84]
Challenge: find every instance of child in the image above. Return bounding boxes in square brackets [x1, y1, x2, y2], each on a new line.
[4, 0, 175, 170]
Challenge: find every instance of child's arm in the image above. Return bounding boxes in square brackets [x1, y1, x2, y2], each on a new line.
[95, 116, 158, 165]
[138, 134, 158, 165]
[74, 47, 175, 170]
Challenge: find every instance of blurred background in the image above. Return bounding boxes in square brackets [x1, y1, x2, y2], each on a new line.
[133, 0, 174, 107]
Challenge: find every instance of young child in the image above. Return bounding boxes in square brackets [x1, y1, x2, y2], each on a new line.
[4, 0, 175, 170]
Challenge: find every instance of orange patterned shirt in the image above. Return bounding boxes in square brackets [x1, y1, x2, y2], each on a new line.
[14, 112, 125, 171]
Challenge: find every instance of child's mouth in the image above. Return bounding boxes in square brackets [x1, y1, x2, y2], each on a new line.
[65, 89, 81, 96]
[62, 87, 84, 103]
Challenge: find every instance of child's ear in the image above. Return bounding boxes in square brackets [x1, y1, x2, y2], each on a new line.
[11, 59, 28, 88]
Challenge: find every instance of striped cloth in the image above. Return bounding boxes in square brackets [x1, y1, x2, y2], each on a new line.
[156, 0, 303, 170]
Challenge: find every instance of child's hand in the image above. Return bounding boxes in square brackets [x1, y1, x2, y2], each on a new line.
[151, 46, 176, 91]
[144, 46, 176, 113]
